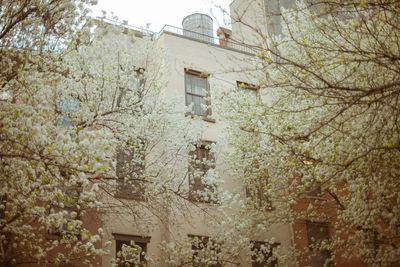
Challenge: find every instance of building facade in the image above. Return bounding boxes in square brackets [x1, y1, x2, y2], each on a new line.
[97, 1, 295, 266]
[97, 1, 364, 266]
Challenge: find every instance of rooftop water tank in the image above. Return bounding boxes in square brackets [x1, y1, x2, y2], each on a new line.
[182, 13, 213, 43]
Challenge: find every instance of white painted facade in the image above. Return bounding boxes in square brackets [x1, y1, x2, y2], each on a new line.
[100, 2, 294, 266]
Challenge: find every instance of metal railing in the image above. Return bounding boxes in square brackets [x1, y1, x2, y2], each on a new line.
[93, 18, 259, 55]
[159, 24, 258, 55]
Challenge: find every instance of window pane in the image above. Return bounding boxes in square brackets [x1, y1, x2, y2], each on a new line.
[243, 88, 258, 98]
[199, 77, 207, 96]
[192, 95, 201, 116]
[190, 236, 221, 267]
[185, 74, 207, 96]
[116, 239, 147, 267]
[194, 95, 206, 116]
[116, 143, 146, 200]
[307, 222, 331, 267]
[186, 94, 193, 107]
[237, 81, 259, 101]
[190, 76, 198, 94]
[189, 144, 216, 202]
[201, 97, 207, 116]
[193, 76, 204, 96]
[186, 75, 194, 93]
[57, 96, 80, 126]
[251, 242, 278, 267]
[57, 96, 80, 113]
[185, 71, 210, 117]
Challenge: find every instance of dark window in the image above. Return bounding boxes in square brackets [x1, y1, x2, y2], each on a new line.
[251, 241, 279, 267]
[306, 185, 322, 197]
[244, 161, 273, 210]
[189, 235, 221, 267]
[306, 222, 332, 267]
[245, 181, 273, 211]
[116, 140, 146, 200]
[48, 184, 81, 236]
[113, 234, 150, 267]
[237, 81, 258, 99]
[189, 142, 217, 203]
[301, 174, 322, 197]
[185, 70, 211, 117]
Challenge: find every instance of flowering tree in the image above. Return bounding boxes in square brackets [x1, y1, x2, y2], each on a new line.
[0, 1, 220, 265]
[0, 1, 104, 265]
[221, 0, 400, 266]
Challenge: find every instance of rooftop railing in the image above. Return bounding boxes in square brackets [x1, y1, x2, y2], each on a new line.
[159, 25, 259, 55]
[95, 18, 259, 55]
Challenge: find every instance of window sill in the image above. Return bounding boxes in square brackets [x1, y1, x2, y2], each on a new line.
[203, 117, 216, 123]
[115, 192, 146, 201]
[301, 194, 327, 201]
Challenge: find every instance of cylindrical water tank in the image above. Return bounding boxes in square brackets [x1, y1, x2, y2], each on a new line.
[182, 13, 213, 43]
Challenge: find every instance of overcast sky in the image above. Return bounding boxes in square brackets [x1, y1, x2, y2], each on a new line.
[89, 0, 232, 34]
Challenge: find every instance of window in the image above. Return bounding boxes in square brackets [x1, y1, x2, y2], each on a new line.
[301, 174, 322, 198]
[113, 234, 150, 267]
[48, 206, 80, 235]
[185, 70, 211, 117]
[245, 180, 273, 211]
[116, 67, 145, 108]
[244, 160, 273, 210]
[189, 235, 221, 267]
[48, 183, 81, 236]
[306, 222, 332, 267]
[306, 184, 322, 197]
[189, 142, 216, 203]
[237, 81, 258, 99]
[56, 96, 80, 126]
[116, 141, 146, 200]
[251, 241, 279, 267]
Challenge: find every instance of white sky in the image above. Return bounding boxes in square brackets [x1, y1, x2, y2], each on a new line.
[89, 0, 232, 34]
